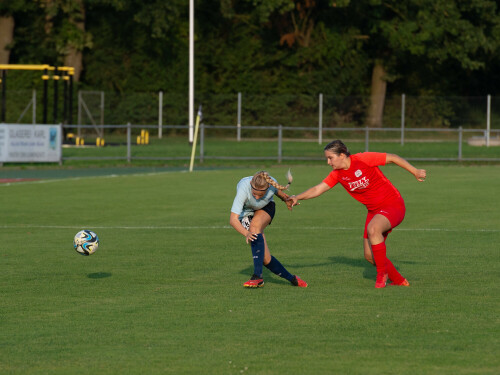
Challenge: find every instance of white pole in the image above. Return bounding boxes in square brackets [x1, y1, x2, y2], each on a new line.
[318, 93, 323, 145]
[486, 94, 491, 147]
[188, 0, 194, 144]
[159, 91, 163, 139]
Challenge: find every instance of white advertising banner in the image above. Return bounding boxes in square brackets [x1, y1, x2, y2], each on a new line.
[0, 124, 62, 163]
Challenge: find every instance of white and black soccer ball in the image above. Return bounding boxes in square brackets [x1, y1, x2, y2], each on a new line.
[73, 230, 99, 256]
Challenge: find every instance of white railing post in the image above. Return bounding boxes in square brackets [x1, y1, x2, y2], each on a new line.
[458, 126, 463, 161]
[32, 89, 37, 124]
[318, 93, 323, 145]
[158, 91, 163, 139]
[365, 127, 369, 151]
[100, 91, 105, 138]
[77, 90, 82, 137]
[278, 124, 282, 163]
[401, 93, 405, 146]
[237, 92, 242, 141]
[127, 122, 131, 163]
[486, 94, 491, 147]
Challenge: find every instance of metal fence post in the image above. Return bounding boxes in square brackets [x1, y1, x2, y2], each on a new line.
[278, 124, 282, 163]
[486, 94, 491, 147]
[237, 92, 242, 142]
[318, 93, 323, 145]
[77, 90, 82, 137]
[401, 93, 405, 146]
[158, 91, 163, 139]
[200, 122, 204, 163]
[458, 126, 463, 161]
[127, 122, 131, 163]
[365, 127, 369, 151]
[32, 89, 37, 124]
[100, 91, 104, 133]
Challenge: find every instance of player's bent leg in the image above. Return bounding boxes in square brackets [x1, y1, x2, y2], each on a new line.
[261, 235, 307, 287]
[264, 255, 307, 287]
[244, 210, 272, 288]
[366, 215, 392, 246]
[367, 215, 392, 288]
[248, 210, 272, 234]
[263, 234, 272, 265]
[363, 238, 375, 265]
[246, 233, 265, 283]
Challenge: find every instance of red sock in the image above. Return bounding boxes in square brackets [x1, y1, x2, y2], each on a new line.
[386, 258, 405, 284]
[371, 242, 387, 275]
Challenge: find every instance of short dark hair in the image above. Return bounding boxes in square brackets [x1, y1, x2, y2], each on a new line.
[324, 140, 351, 156]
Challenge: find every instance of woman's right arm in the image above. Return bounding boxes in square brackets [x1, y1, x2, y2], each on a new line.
[229, 212, 256, 243]
[289, 182, 331, 207]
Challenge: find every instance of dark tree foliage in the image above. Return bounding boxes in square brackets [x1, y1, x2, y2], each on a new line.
[3, 0, 500, 127]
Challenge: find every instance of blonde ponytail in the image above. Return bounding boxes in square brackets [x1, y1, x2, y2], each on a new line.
[251, 170, 291, 191]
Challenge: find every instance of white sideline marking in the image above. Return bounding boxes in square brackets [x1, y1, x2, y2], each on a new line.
[0, 171, 186, 187]
[0, 225, 498, 233]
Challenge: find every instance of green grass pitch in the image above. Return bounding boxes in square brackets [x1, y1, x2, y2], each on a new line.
[1, 165, 499, 374]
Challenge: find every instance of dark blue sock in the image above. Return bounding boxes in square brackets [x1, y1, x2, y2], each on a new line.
[265, 256, 294, 282]
[250, 233, 265, 278]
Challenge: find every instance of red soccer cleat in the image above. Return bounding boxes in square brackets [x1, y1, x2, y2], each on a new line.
[243, 278, 264, 288]
[375, 273, 389, 288]
[389, 278, 410, 287]
[292, 276, 308, 288]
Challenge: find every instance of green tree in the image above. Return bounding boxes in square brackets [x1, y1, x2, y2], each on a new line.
[216, 0, 368, 95]
[82, 0, 188, 92]
[0, 0, 31, 64]
[221, 0, 499, 126]
[35, 0, 92, 81]
[336, 0, 500, 126]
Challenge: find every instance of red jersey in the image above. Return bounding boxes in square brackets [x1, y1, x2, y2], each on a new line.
[323, 152, 402, 211]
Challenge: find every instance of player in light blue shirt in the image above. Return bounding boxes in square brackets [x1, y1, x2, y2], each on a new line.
[229, 170, 308, 288]
[230, 176, 278, 221]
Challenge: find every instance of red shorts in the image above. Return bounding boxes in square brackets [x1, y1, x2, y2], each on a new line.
[363, 199, 406, 239]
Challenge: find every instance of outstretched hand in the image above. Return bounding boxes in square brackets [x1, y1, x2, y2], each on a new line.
[279, 192, 294, 211]
[286, 195, 300, 210]
[415, 169, 427, 182]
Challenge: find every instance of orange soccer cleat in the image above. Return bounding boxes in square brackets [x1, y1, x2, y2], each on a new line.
[291, 276, 308, 288]
[243, 277, 264, 288]
[389, 278, 410, 287]
[375, 273, 389, 288]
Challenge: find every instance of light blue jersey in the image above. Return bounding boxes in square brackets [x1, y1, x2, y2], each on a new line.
[231, 176, 278, 220]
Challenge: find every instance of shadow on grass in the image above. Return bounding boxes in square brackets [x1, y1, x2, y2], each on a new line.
[87, 272, 112, 279]
[238, 255, 414, 284]
[328, 256, 376, 281]
[329, 256, 416, 280]
[238, 265, 297, 286]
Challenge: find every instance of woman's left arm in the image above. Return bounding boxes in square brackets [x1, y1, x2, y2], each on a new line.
[386, 153, 427, 182]
[275, 190, 293, 210]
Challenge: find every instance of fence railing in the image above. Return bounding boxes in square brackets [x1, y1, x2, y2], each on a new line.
[5, 91, 500, 132]
[61, 123, 500, 163]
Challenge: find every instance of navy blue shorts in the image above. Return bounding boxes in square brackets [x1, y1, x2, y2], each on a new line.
[240, 201, 276, 230]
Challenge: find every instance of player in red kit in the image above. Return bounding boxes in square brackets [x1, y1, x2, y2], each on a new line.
[288, 140, 427, 288]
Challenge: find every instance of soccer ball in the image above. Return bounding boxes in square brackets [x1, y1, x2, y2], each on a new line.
[73, 230, 99, 256]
